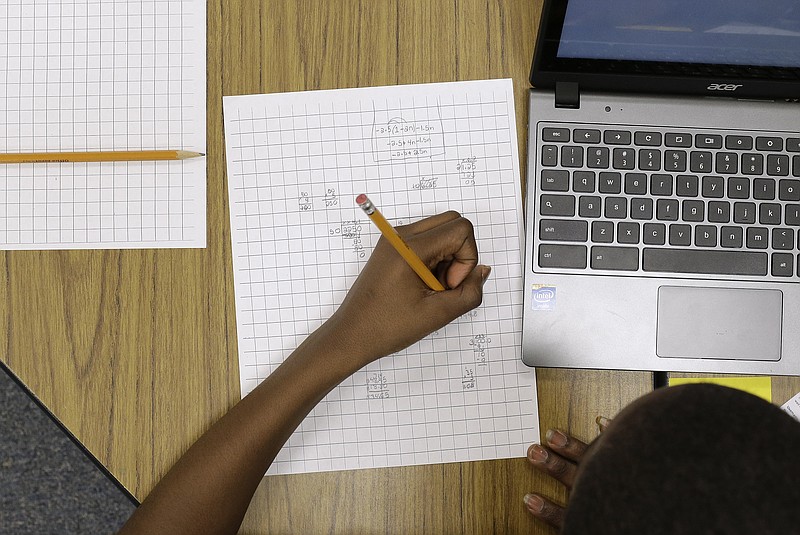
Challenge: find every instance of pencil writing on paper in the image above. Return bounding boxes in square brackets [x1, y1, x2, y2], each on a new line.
[356, 193, 445, 291]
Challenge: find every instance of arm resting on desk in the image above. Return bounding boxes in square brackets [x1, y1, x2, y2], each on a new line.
[118, 211, 490, 535]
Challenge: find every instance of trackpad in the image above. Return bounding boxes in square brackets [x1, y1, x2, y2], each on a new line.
[656, 286, 782, 361]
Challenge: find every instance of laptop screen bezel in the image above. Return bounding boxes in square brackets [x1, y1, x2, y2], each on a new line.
[530, 0, 800, 100]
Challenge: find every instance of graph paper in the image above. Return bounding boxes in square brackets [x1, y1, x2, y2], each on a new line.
[224, 79, 538, 475]
[0, 0, 206, 249]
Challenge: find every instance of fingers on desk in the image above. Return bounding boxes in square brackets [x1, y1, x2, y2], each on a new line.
[523, 493, 566, 530]
[526, 429, 589, 489]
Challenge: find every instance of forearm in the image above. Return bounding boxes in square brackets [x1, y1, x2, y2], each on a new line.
[119, 328, 360, 535]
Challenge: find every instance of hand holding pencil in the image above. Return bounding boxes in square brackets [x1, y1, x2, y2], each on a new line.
[320, 200, 491, 366]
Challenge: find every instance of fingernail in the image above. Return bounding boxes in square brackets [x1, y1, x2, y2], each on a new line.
[596, 416, 611, 430]
[546, 429, 568, 448]
[527, 443, 549, 463]
[481, 265, 492, 283]
[524, 494, 544, 513]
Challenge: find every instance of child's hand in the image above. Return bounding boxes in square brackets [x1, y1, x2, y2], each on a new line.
[319, 211, 491, 368]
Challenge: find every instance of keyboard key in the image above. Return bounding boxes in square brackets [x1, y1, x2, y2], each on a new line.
[604, 130, 632, 145]
[630, 198, 654, 220]
[643, 223, 666, 245]
[541, 145, 558, 166]
[598, 172, 622, 194]
[618, 222, 640, 244]
[664, 150, 687, 172]
[612, 148, 635, 169]
[665, 132, 692, 147]
[561, 146, 584, 167]
[702, 175, 725, 198]
[539, 219, 588, 242]
[779, 179, 800, 201]
[591, 220, 614, 243]
[586, 147, 610, 168]
[756, 136, 783, 151]
[725, 135, 753, 150]
[579, 196, 602, 218]
[695, 225, 717, 247]
[540, 194, 576, 217]
[715, 152, 738, 174]
[759, 203, 781, 225]
[772, 253, 794, 277]
[788, 138, 800, 152]
[574, 129, 601, 143]
[591, 246, 639, 270]
[682, 199, 705, 222]
[624, 173, 647, 195]
[746, 227, 769, 249]
[573, 171, 596, 192]
[676, 174, 699, 197]
[695, 134, 722, 149]
[772, 228, 795, 250]
[643, 248, 767, 276]
[690, 151, 713, 173]
[734, 202, 756, 224]
[794, 155, 800, 177]
[656, 198, 679, 221]
[541, 169, 569, 191]
[786, 205, 800, 226]
[542, 127, 570, 142]
[539, 244, 587, 269]
[742, 153, 764, 174]
[604, 197, 628, 219]
[638, 149, 661, 171]
[651, 174, 673, 196]
[767, 154, 790, 176]
[753, 178, 776, 200]
[634, 131, 662, 146]
[708, 201, 731, 223]
[669, 224, 692, 246]
[720, 226, 743, 248]
[728, 177, 750, 199]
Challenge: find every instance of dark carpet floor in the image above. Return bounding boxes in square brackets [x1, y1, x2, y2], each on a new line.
[0, 365, 137, 534]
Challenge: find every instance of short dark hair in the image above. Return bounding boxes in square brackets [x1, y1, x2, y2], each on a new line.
[563, 383, 800, 535]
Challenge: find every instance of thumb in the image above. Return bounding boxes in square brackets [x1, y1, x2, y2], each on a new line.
[429, 264, 491, 319]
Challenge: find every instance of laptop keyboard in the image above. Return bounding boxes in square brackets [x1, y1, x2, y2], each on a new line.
[534, 123, 800, 280]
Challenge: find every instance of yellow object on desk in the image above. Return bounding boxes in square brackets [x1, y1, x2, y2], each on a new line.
[670, 376, 772, 402]
[0, 150, 205, 164]
[356, 194, 445, 292]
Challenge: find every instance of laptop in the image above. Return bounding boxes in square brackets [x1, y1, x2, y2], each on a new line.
[522, 0, 800, 374]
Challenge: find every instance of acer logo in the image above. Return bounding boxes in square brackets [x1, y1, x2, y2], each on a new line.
[707, 83, 743, 91]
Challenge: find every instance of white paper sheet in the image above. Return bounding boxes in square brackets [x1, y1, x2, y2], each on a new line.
[782, 391, 800, 422]
[0, 0, 206, 249]
[224, 79, 538, 475]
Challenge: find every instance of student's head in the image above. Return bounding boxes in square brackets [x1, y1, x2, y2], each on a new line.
[563, 383, 800, 535]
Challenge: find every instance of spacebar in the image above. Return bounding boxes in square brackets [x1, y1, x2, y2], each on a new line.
[642, 248, 768, 276]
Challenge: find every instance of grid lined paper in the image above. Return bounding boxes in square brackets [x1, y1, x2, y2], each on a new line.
[224, 80, 538, 475]
[0, 0, 206, 249]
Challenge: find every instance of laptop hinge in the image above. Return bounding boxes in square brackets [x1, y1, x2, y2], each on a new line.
[555, 82, 580, 109]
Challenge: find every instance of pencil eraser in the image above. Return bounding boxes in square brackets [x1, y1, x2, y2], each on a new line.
[355, 194, 368, 205]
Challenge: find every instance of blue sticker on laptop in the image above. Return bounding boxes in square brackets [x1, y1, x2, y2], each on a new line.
[531, 285, 556, 311]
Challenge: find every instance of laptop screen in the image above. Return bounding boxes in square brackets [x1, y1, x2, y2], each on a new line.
[531, 0, 800, 99]
[558, 0, 800, 68]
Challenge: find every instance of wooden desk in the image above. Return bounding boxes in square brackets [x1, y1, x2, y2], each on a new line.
[1, 1, 798, 533]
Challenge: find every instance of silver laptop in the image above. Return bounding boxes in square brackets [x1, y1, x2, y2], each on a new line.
[522, 0, 800, 374]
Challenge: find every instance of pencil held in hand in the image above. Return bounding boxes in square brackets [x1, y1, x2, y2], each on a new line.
[356, 194, 445, 292]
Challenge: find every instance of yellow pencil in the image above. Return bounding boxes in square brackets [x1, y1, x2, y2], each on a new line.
[0, 150, 204, 164]
[356, 194, 445, 292]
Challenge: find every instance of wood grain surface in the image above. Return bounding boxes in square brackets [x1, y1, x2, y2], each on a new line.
[1, 1, 797, 534]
